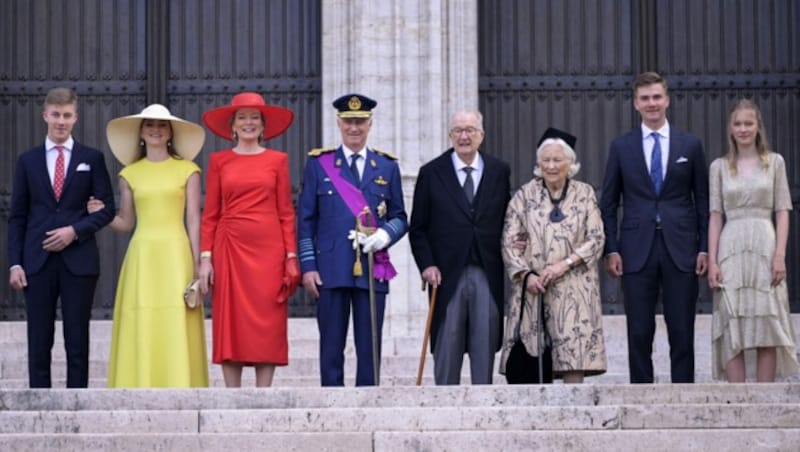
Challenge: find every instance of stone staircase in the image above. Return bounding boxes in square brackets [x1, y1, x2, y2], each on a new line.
[0, 314, 798, 451]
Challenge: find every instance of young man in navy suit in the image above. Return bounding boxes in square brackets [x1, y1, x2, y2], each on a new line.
[8, 87, 115, 387]
[298, 94, 408, 386]
[600, 72, 709, 383]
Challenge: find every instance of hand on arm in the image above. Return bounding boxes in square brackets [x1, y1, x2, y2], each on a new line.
[42, 226, 77, 252]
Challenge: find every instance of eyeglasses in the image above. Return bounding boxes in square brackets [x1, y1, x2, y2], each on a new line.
[450, 127, 482, 136]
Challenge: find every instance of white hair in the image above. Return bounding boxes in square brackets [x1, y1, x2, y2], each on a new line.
[533, 138, 581, 178]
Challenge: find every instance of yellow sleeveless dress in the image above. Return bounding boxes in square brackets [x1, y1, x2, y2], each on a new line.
[107, 157, 209, 387]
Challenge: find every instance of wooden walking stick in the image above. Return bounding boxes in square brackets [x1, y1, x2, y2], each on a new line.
[416, 282, 438, 386]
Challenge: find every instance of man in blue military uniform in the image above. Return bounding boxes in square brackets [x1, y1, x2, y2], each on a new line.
[298, 93, 408, 386]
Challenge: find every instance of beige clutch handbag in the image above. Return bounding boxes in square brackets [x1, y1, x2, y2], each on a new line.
[183, 279, 201, 309]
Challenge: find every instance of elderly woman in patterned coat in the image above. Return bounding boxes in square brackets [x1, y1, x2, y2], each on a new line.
[499, 127, 607, 383]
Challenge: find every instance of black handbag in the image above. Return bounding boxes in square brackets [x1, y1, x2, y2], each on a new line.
[505, 270, 553, 384]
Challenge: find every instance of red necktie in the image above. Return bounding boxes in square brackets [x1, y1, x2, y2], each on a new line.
[53, 145, 65, 200]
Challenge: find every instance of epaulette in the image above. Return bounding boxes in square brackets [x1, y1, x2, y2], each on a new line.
[372, 148, 398, 160]
[307, 147, 335, 157]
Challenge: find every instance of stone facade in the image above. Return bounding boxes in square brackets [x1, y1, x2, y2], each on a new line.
[321, 0, 479, 336]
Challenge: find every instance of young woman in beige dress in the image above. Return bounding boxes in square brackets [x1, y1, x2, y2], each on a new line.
[708, 99, 799, 382]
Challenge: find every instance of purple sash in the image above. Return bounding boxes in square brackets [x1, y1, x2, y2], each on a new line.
[318, 152, 397, 281]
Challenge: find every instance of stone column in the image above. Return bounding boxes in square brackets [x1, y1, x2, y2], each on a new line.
[321, 0, 479, 336]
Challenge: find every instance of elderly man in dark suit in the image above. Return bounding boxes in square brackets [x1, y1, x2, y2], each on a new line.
[600, 72, 709, 383]
[8, 87, 115, 388]
[409, 110, 511, 385]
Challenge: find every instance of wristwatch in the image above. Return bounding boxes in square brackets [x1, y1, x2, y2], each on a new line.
[565, 257, 574, 268]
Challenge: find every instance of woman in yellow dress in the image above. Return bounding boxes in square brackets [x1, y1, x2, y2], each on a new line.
[92, 104, 209, 387]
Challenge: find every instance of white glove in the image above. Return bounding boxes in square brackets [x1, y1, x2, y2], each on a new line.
[347, 229, 368, 250]
[362, 229, 391, 253]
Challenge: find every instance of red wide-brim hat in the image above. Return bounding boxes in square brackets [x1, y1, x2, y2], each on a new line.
[202, 92, 294, 142]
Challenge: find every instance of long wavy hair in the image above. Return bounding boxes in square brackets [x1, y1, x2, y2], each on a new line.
[725, 98, 770, 176]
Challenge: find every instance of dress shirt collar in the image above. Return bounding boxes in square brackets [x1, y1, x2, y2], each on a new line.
[451, 150, 484, 172]
[45, 136, 75, 153]
[641, 120, 670, 140]
[342, 144, 367, 161]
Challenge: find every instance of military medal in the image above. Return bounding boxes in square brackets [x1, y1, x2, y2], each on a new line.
[377, 200, 387, 218]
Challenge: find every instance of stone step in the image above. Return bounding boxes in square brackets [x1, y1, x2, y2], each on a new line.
[0, 351, 715, 381]
[0, 372, 716, 389]
[0, 315, 731, 343]
[0, 432, 371, 452]
[0, 332, 667, 362]
[2, 403, 798, 434]
[374, 429, 800, 452]
[2, 429, 798, 452]
[2, 429, 797, 452]
[1, 385, 796, 451]
[2, 384, 797, 411]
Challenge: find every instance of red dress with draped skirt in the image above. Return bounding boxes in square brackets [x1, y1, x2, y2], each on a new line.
[201, 149, 296, 365]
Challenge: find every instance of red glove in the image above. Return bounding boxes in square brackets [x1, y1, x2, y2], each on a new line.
[277, 257, 301, 303]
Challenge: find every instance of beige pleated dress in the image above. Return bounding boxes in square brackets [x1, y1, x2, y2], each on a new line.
[710, 152, 799, 380]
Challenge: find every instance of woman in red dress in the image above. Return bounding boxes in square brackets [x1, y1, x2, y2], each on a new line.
[198, 92, 300, 387]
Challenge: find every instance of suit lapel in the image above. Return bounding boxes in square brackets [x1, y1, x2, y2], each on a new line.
[434, 150, 472, 217]
[661, 131, 680, 192]
[630, 129, 661, 196]
[33, 145, 58, 201]
[472, 155, 495, 214]
[361, 147, 377, 189]
[60, 143, 83, 198]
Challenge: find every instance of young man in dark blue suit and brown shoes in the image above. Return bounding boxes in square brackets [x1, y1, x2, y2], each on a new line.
[8, 87, 115, 388]
[600, 72, 709, 383]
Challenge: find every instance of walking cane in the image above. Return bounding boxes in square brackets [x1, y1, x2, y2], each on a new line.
[367, 249, 380, 385]
[536, 291, 545, 384]
[416, 282, 438, 386]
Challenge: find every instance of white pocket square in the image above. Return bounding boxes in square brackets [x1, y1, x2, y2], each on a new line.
[675, 157, 688, 164]
[76, 163, 91, 171]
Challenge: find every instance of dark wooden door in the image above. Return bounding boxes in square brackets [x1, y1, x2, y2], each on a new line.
[478, 0, 800, 313]
[0, 0, 321, 319]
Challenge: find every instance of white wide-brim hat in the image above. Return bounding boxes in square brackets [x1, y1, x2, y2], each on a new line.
[106, 104, 206, 165]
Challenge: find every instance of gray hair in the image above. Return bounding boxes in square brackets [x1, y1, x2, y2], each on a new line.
[449, 110, 484, 132]
[533, 138, 581, 178]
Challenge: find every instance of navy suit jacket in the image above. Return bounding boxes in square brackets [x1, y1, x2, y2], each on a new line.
[600, 126, 709, 273]
[409, 149, 511, 350]
[8, 142, 115, 277]
[298, 146, 408, 293]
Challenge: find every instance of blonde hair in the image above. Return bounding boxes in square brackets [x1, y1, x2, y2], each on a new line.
[726, 98, 770, 175]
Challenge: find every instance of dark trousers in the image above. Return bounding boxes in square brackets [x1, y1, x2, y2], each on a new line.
[317, 287, 386, 386]
[622, 230, 697, 383]
[24, 254, 97, 388]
